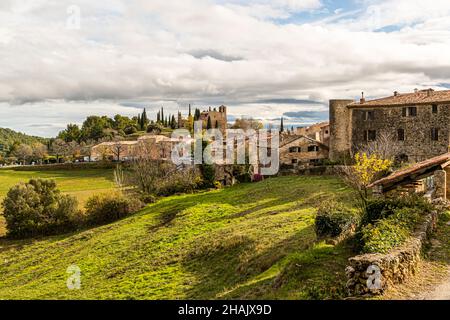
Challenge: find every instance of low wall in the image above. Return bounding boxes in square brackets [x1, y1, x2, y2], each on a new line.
[345, 209, 439, 296]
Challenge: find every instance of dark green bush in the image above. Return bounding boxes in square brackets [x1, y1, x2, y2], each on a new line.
[140, 194, 157, 204]
[85, 193, 144, 226]
[363, 194, 433, 226]
[315, 200, 359, 238]
[2, 179, 82, 238]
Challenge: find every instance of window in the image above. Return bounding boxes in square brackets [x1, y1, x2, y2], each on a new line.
[363, 110, 375, 121]
[402, 106, 417, 117]
[397, 129, 405, 141]
[364, 130, 377, 142]
[307, 145, 319, 152]
[432, 104, 438, 114]
[431, 128, 439, 141]
[289, 147, 300, 153]
[292, 159, 298, 164]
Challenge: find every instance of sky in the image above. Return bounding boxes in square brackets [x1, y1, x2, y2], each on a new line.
[1, 0, 450, 137]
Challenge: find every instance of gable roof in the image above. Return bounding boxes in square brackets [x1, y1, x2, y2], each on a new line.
[369, 153, 450, 189]
[280, 134, 329, 150]
[349, 89, 450, 108]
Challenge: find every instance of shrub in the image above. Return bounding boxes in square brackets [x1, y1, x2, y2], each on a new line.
[85, 193, 144, 226]
[362, 194, 433, 226]
[360, 207, 422, 254]
[200, 164, 216, 188]
[2, 179, 81, 238]
[140, 194, 157, 204]
[315, 200, 359, 239]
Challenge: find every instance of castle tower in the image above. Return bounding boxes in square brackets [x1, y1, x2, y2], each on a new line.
[329, 99, 354, 161]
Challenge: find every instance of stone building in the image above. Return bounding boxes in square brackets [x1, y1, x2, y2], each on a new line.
[91, 134, 180, 162]
[199, 105, 228, 132]
[296, 122, 330, 145]
[329, 89, 450, 162]
[279, 135, 329, 167]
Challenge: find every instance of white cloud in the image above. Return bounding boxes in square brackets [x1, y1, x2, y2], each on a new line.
[1, 0, 450, 136]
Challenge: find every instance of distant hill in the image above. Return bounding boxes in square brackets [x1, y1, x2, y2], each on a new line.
[0, 127, 48, 152]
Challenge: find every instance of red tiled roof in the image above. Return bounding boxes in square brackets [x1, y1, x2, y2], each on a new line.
[369, 153, 450, 188]
[349, 89, 450, 108]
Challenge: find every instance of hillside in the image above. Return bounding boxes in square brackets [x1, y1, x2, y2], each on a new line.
[0, 127, 48, 151]
[0, 176, 357, 300]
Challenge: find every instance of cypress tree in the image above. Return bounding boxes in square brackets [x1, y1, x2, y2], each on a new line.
[142, 108, 148, 128]
[171, 115, 176, 129]
[161, 107, 164, 124]
[207, 116, 212, 129]
[137, 114, 141, 130]
[280, 117, 284, 133]
[189, 104, 192, 116]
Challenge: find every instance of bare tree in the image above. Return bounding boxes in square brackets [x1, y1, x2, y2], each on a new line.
[31, 143, 48, 164]
[13, 144, 33, 164]
[125, 143, 199, 195]
[353, 132, 399, 161]
[111, 139, 125, 162]
[52, 139, 70, 163]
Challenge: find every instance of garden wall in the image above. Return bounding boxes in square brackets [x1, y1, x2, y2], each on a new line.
[345, 209, 440, 296]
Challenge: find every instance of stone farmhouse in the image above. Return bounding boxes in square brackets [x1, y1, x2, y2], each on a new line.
[279, 123, 330, 168]
[91, 135, 178, 162]
[329, 89, 450, 163]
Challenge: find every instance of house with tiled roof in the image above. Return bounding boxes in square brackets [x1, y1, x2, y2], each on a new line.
[329, 89, 450, 162]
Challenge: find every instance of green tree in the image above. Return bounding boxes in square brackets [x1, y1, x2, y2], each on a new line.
[58, 124, 81, 142]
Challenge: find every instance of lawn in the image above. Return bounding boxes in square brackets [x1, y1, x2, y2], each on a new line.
[0, 175, 358, 300]
[0, 168, 115, 235]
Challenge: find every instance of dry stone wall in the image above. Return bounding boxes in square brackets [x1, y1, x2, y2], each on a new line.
[345, 209, 439, 296]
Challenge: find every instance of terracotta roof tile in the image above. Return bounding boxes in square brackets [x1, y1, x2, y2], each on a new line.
[369, 153, 450, 188]
[349, 89, 450, 107]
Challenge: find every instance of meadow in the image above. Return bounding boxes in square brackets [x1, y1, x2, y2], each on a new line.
[0, 171, 358, 300]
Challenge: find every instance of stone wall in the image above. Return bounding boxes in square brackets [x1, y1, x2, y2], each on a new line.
[350, 104, 450, 162]
[345, 209, 440, 296]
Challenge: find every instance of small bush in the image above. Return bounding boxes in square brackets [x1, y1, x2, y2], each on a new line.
[315, 200, 359, 239]
[363, 194, 433, 226]
[85, 193, 144, 226]
[140, 194, 157, 204]
[2, 179, 82, 238]
[360, 207, 422, 254]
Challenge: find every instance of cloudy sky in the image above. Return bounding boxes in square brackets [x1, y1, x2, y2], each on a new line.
[1, 0, 450, 137]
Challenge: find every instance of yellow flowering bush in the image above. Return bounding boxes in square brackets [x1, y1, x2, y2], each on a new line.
[353, 152, 392, 188]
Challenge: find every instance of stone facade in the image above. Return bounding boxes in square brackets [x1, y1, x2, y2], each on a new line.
[199, 105, 228, 132]
[279, 135, 329, 167]
[330, 89, 450, 162]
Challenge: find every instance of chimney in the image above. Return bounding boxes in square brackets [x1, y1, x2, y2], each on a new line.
[414, 88, 419, 94]
[427, 88, 434, 97]
[360, 92, 366, 104]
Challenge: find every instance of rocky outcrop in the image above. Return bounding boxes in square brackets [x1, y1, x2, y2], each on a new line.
[346, 209, 440, 297]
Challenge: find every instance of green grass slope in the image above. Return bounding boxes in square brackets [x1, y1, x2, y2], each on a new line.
[0, 176, 357, 300]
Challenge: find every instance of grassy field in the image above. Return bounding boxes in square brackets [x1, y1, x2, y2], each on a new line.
[0, 168, 115, 235]
[0, 174, 357, 300]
